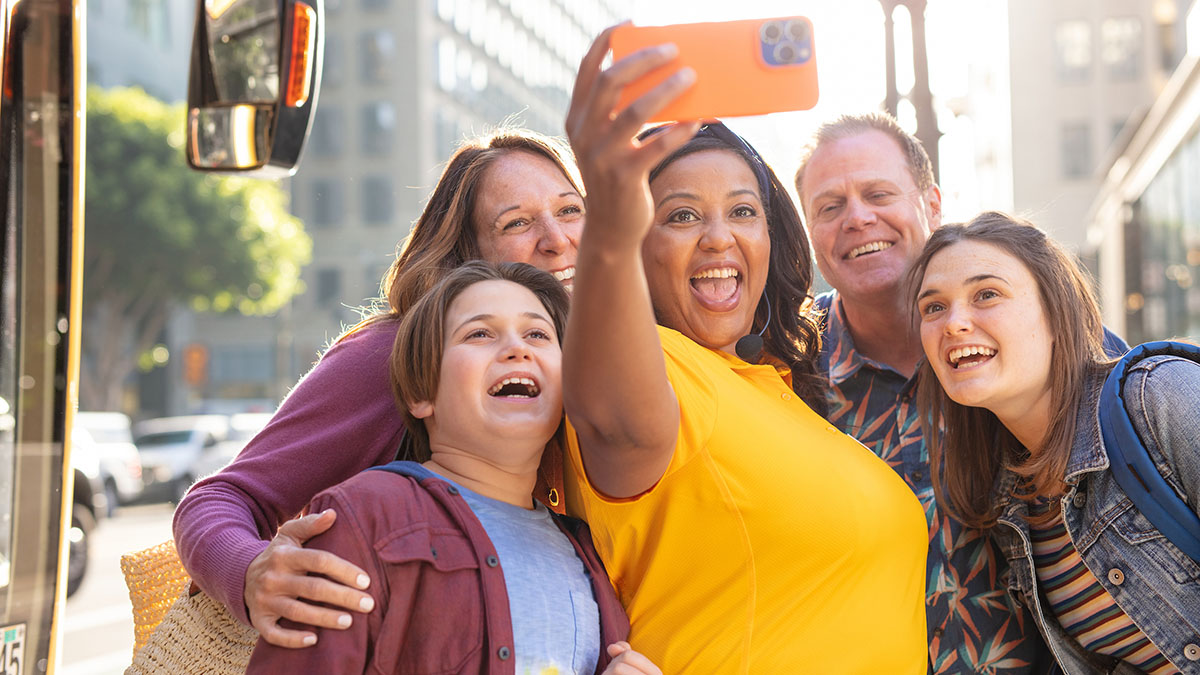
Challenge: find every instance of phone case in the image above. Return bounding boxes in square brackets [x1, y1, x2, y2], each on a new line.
[610, 17, 819, 123]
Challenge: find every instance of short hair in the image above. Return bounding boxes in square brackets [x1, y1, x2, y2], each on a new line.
[908, 211, 1107, 528]
[794, 111, 935, 210]
[390, 261, 570, 462]
[645, 122, 827, 415]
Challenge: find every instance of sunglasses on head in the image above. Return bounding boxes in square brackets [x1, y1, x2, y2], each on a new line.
[637, 121, 772, 212]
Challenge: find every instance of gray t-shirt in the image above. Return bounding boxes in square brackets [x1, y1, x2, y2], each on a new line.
[449, 477, 601, 675]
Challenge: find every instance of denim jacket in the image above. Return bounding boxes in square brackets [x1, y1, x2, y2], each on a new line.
[993, 355, 1200, 674]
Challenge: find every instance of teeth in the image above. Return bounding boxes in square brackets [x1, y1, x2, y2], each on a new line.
[552, 267, 575, 282]
[691, 267, 738, 280]
[948, 345, 997, 365]
[848, 241, 894, 259]
[487, 377, 540, 397]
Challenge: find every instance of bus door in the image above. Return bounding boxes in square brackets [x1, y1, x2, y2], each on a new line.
[0, 0, 84, 672]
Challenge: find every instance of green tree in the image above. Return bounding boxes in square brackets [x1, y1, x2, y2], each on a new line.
[82, 86, 311, 411]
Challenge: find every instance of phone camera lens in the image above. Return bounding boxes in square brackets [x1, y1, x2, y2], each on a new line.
[774, 42, 797, 63]
[785, 19, 811, 43]
[760, 21, 783, 45]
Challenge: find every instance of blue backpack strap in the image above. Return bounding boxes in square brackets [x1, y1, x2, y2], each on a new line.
[1098, 340, 1200, 563]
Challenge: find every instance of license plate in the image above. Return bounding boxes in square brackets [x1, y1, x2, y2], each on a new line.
[0, 624, 23, 675]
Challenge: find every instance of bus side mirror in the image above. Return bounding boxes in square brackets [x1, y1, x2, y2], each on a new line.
[186, 0, 324, 177]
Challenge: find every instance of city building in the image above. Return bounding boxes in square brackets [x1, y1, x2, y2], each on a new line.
[1008, 0, 1190, 256]
[1088, 1, 1200, 343]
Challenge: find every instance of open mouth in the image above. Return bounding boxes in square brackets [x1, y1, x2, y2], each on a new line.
[487, 376, 541, 398]
[846, 241, 894, 260]
[947, 345, 996, 370]
[690, 266, 741, 307]
[552, 266, 575, 291]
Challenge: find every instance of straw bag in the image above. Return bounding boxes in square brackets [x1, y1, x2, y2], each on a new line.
[120, 540, 258, 674]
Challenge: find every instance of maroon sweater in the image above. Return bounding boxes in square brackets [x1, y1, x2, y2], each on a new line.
[172, 321, 407, 625]
[245, 463, 629, 674]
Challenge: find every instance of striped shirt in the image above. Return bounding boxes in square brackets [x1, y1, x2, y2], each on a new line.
[1029, 509, 1179, 674]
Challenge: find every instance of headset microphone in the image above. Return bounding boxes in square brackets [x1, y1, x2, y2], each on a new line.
[734, 296, 771, 362]
[734, 333, 764, 362]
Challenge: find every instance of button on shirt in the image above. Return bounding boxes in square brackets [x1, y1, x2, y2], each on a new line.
[815, 292, 1049, 674]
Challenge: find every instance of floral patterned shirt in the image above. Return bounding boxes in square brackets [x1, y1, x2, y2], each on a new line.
[814, 291, 1052, 674]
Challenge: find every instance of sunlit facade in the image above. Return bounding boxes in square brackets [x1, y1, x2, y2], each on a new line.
[1008, 0, 1191, 255]
[1088, 1, 1200, 343]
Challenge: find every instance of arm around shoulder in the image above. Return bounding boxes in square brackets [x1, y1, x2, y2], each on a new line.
[245, 488, 381, 673]
[173, 321, 406, 624]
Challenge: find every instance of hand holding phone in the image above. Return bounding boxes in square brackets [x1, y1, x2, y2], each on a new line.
[610, 17, 819, 123]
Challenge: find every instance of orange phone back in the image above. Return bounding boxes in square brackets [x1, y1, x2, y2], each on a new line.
[610, 17, 819, 123]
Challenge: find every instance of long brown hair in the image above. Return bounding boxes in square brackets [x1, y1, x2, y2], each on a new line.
[647, 123, 827, 415]
[910, 212, 1108, 527]
[391, 261, 571, 462]
[345, 128, 581, 336]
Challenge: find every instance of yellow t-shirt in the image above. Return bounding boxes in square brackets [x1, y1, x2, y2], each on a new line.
[565, 326, 927, 673]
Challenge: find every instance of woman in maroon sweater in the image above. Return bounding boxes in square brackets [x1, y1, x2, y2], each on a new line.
[172, 128, 593, 647]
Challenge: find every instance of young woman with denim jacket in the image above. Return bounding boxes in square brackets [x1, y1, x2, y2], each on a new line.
[911, 211, 1200, 675]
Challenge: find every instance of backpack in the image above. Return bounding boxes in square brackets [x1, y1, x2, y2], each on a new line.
[1098, 340, 1200, 563]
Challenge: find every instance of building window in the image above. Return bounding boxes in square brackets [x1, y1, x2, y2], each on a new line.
[362, 102, 396, 156]
[323, 34, 344, 88]
[210, 346, 274, 384]
[1061, 122, 1092, 179]
[128, 0, 171, 48]
[361, 30, 396, 83]
[308, 106, 342, 158]
[1055, 20, 1092, 83]
[316, 269, 342, 306]
[1101, 17, 1142, 79]
[362, 176, 394, 225]
[436, 109, 461, 160]
[309, 179, 345, 228]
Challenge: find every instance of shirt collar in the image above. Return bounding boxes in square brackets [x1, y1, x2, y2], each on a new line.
[818, 291, 913, 386]
[1064, 367, 1111, 481]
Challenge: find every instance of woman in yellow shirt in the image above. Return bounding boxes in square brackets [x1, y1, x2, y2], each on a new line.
[560, 30, 928, 673]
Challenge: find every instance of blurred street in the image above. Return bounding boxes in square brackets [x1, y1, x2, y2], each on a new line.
[59, 502, 175, 675]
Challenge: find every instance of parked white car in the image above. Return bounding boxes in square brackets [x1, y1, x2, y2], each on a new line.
[189, 412, 273, 479]
[133, 415, 230, 503]
[75, 411, 144, 513]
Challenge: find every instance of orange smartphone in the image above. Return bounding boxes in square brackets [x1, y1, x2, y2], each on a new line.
[610, 17, 819, 123]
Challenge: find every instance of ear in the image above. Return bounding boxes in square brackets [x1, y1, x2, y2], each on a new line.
[408, 400, 434, 420]
[925, 184, 943, 230]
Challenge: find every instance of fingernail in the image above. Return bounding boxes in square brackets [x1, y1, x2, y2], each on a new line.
[303, 635, 317, 646]
[337, 614, 352, 628]
[658, 43, 678, 58]
[674, 67, 696, 85]
[360, 596, 375, 612]
[356, 574, 370, 589]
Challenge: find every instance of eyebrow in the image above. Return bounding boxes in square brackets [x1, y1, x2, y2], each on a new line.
[655, 188, 759, 210]
[917, 274, 1008, 301]
[808, 179, 899, 207]
[490, 191, 580, 226]
[454, 311, 554, 332]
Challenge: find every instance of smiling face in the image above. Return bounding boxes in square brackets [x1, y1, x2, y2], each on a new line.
[472, 151, 584, 292]
[800, 129, 941, 304]
[409, 279, 563, 461]
[916, 240, 1054, 427]
[643, 149, 771, 355]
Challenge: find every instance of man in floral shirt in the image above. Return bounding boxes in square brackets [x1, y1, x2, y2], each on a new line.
[795, 112, 1055, 674]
